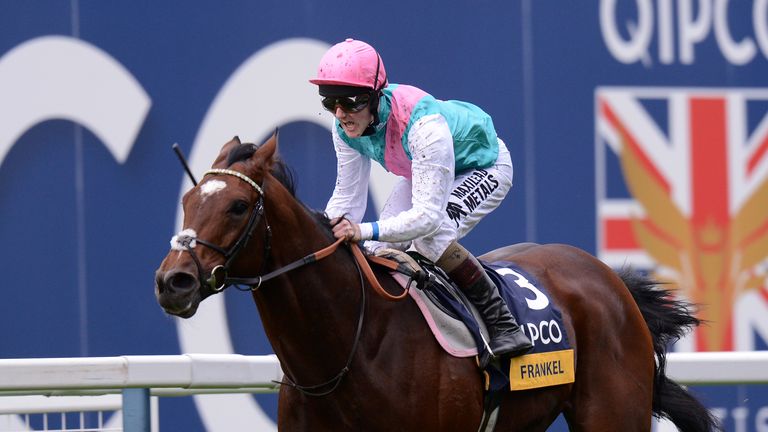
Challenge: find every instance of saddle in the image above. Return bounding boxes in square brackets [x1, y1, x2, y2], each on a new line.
[374, 248, 491, 358]
[368, 248, 575, 392]
[374, 248, 501, 364]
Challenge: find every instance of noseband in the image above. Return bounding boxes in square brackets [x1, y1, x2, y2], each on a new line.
[170, 168, 271, 293]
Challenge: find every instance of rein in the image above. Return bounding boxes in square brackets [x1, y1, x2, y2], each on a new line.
[226, 237, 344, 290]
[229, 238, 411, 302]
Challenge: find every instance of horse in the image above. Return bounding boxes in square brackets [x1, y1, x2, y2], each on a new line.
[155, 133, 720, 431]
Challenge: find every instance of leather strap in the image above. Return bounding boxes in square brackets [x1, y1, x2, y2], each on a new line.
[350, 244, 410, 301]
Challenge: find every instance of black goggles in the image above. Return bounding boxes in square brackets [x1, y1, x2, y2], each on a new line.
[321, 93, 371, 113]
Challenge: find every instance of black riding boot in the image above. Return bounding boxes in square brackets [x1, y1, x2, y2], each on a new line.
[437, 242, 533, 358]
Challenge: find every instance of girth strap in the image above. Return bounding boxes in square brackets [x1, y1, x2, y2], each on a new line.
[478, 389, 503, 432]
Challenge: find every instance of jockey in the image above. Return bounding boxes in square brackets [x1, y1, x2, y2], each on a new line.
[309, 38, 532, 359]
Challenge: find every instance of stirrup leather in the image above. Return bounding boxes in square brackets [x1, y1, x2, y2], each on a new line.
[367, 248, 432, 288]
[375, 248, 421, 274]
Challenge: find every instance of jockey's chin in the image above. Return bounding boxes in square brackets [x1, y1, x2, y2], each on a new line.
[336, 108, 373, 138]
[340, 120, 365, 137]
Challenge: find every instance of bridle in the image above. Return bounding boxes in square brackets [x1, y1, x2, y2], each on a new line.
[169, 167, 366, 396]
[171, 168, 271, 293]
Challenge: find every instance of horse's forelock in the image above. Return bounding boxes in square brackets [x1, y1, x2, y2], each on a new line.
[226, 142, 296, 196]
[226, 143, 259, 167]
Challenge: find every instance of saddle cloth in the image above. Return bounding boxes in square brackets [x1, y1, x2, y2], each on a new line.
[393, 260, 575, 391]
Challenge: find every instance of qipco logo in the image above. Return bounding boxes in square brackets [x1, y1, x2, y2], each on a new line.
[600, 0, 768, 66]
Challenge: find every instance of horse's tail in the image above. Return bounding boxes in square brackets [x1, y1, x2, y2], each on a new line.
[619, 268, 721, 432]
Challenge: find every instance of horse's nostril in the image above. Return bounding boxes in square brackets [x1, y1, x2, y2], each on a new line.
[168, 272, 197, 291]
[155, 271, 167, 294]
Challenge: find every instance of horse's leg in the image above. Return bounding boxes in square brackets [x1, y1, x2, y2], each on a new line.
[493, 386, 570, 431]
[562, 362, 654, 431]
[278, 388, 331, 431]
[561, 355, 653, 431]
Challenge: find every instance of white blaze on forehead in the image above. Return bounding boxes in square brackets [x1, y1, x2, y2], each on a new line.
[200, 179, 227, 198]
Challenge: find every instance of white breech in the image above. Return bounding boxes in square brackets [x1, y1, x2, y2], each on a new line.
[364, 139, 513, 262]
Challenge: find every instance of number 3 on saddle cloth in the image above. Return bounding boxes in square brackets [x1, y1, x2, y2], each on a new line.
[392, 260, 575, 393]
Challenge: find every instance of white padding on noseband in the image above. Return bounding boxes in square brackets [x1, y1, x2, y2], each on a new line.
[170, 228, 198, 251]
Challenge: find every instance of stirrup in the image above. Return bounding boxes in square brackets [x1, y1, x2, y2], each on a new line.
[374, 248, 422, 276]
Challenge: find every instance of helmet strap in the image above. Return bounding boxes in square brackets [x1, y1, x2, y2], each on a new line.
[362, 89, 382, 136]
[362, 52, 386, 137]
[372, 53, 382, 90]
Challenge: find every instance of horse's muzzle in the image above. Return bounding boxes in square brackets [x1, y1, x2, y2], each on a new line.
[155, 269, 202, 318]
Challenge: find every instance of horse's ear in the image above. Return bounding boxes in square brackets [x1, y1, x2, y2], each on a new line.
[253, 128, 279, 167]
[211, 136, 242, 167]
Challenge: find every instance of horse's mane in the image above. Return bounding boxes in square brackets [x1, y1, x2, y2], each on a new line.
[228, 142, 333, 229]
[227, 142, 297, 196]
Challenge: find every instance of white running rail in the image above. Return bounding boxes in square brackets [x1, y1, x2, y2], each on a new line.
[666, 351, 768, 384]
[0, 394, 142, 432]
[0, 352, 765, 431]
[0, 354, 281, 432]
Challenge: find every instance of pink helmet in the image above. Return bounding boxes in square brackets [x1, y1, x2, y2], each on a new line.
[309, 38, 387, 90]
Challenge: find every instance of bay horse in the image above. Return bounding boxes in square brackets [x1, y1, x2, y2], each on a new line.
[155, 133, 719, 431]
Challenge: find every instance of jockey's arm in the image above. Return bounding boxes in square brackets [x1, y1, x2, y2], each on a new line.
[359, 114, 455, 243]
[325, 127, 371, 223]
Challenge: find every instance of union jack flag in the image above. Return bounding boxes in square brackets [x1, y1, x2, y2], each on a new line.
[595, 87, 768, 351]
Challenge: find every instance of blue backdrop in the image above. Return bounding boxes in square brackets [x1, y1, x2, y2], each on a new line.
[1, 1, 767, 430]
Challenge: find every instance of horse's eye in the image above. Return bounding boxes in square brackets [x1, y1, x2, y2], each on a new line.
[229, 200, 249, 216]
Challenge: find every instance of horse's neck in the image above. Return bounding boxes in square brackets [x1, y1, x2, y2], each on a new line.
[254, 197, 367, 379]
